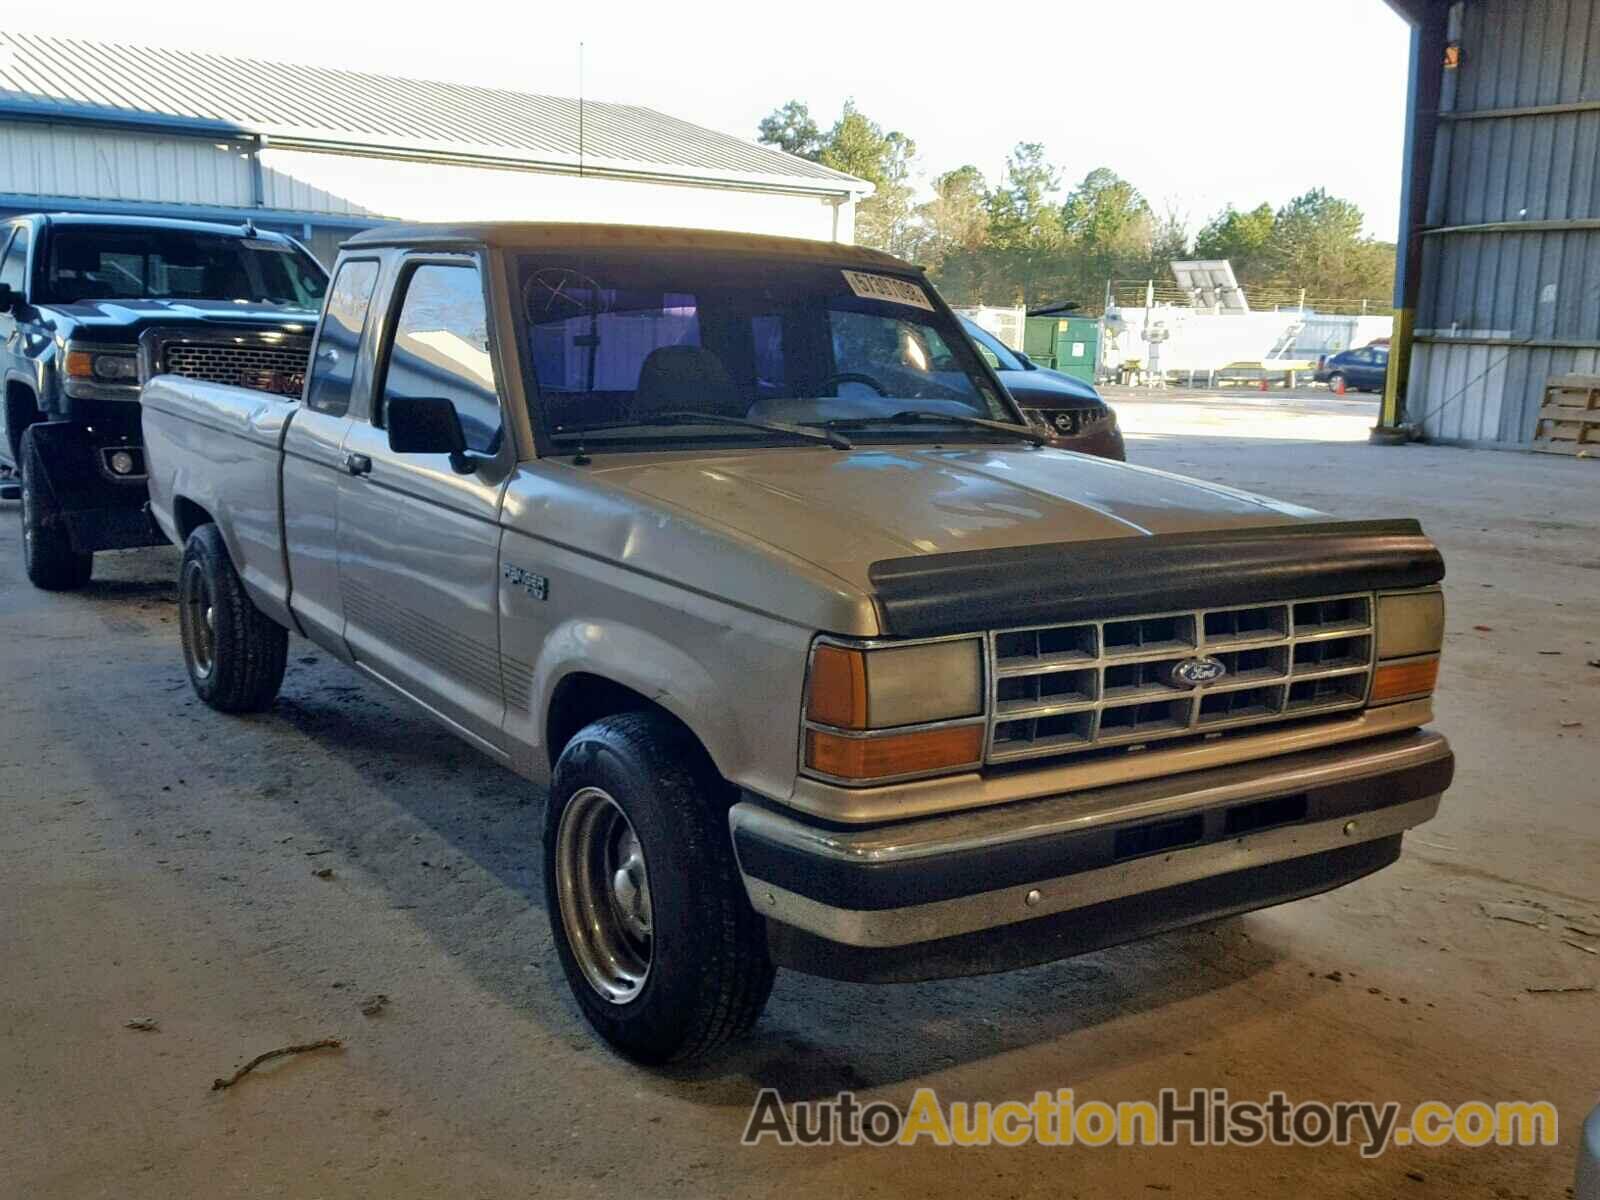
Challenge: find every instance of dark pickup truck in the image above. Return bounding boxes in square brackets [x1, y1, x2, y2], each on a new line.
[0, 213, 327, 589]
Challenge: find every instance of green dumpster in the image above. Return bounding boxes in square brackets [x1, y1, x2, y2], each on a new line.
[1023, 317, 1058, 369]
[1024, 315, 1099, 384]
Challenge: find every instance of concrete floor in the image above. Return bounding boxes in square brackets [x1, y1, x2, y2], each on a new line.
[2, 393, 1595, 1198]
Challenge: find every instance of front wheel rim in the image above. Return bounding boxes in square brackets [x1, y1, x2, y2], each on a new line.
[555, 786, 653, 1004]
[181, 560, 217, 680]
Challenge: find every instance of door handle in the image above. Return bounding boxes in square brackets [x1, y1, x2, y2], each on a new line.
[342, 452, 372, 477]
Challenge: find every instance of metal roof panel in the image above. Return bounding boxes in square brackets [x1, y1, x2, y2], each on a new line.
[0, 32, 868, 195]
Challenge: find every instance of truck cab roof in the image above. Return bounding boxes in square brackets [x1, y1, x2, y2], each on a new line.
[341, 221, 917, 272]
[9, 212, 303, 247]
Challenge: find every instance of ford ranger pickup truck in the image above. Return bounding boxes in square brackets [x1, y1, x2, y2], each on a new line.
[1, 213, 326, 589]
[141, 223, 1452, 1064]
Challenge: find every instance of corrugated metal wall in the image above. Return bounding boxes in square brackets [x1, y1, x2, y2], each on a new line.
[1409, 0, 1600, 445]
[0, 119, 371, 218]
[0, 120, 255, 207]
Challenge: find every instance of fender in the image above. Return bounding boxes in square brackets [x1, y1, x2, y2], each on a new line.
[3, 368, 44, 464]
[523, 617, 747, 791]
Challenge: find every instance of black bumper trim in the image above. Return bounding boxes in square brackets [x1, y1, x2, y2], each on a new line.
[23, 421, 163, 552]
[867, 519, 1445, 638]
[766, 835, 1402, 983]
[735, 750, 1452, 912]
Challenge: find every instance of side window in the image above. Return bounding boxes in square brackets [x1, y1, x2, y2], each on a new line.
[384, 263, 501, 454]
[0, 225, 30, 293]
[305, 259, 380, 416]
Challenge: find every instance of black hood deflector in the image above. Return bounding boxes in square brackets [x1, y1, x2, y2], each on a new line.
[868, 519, 1445, 638]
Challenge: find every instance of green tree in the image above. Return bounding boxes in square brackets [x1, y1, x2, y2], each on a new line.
[916, 164, 989, 264]
[1272, 188, 1362, 285]
[1194, 202, 1278, 285]
[1057, 168, 1170, 304]
[1193, 192, 1394, 303]
[1061, 168, 1151, 254]
[981, 143, 1071, 307]
[756, 100, 823, 161]
[813, 102, 920, 257]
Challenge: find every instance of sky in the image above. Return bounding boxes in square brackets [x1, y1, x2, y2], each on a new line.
[15, 0, 1414, 239]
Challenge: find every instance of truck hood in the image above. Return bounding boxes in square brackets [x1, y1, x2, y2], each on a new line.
[587, 444, 1324, 589]
[39, 298, 319, 339]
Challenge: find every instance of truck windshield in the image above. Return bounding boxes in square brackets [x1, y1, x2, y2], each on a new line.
[41, 226, 328, 308]
[517, 250, 1017, 451]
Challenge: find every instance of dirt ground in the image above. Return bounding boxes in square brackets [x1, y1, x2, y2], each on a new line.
[2, 392, 1596, 1198]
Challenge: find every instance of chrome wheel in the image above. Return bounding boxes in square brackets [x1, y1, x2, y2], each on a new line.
[181, 559, 217, 680]
[555, 786, 653, 1004]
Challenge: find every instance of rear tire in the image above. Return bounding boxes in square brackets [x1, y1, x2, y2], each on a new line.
[545, 712, 775, 1064]
[178, 523, 287, 713]
[1327, 372, 1347, 395]
[19, 427, 93, 591]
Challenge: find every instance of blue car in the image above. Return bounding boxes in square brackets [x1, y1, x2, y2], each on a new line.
[1314, 343, 1390, 393]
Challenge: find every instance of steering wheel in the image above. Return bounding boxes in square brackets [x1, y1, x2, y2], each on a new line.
[522, 267, 609, 321]
[819, 371, 889, 396]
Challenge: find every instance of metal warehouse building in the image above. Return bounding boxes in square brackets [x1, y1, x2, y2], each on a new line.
[0, 33, 869, 267]
[1383, 0, 1600, 448]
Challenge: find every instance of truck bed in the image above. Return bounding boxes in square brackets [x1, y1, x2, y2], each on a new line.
[141, 375, 299, 628]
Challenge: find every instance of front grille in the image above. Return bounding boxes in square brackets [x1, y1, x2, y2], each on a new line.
[987, 594, 1375, 764]
[163, 340, 311, 398]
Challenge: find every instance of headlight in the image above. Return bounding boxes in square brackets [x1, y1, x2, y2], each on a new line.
[65, 346, 140, 384]
[802, 638, 985, 783]
[1370, 589, 1443, 704]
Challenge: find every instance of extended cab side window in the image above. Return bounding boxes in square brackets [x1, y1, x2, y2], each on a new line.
[0, 225, 29, 293]
[382, 263, 501, 455]
[306, 259, 380, 416]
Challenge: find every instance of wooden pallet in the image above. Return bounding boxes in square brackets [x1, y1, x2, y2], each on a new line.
[1532, 375, 1600, 456]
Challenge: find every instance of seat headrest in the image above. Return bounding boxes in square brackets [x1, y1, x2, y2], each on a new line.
[634, 345, 738, 417]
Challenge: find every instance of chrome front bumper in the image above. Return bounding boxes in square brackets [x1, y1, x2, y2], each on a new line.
[731, 730, 1451, 980]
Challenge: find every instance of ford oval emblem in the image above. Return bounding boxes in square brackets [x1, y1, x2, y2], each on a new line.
[1169, 656, 1227, 688]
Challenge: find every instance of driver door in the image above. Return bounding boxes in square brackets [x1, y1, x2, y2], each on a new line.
[336, 254, 511, 756]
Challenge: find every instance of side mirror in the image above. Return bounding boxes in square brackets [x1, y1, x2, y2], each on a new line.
[386, 395, 476, 474]
[0, 283, 18, 314]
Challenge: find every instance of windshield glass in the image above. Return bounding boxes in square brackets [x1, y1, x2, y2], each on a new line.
[42, 227, 328, 308]
[959, 316, 1026, 372]
[517, 250, 1014, 450]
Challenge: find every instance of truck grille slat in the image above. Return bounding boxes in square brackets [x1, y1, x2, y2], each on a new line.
[985, 594, 1376, 765]
[160, 340, 311, 398]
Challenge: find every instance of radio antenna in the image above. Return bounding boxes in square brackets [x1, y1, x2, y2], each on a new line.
[577, 41, 585, 179]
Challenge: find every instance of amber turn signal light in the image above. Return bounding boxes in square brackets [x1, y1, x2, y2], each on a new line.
[1370, 656, 1439, 704]
[806, 724, 983, 782]
[806, 644, 868, 730]
[64, 350, 97, 378]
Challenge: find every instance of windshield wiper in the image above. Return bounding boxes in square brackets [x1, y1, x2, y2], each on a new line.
[556, 410, 853, 450]
[804, 409, 1044, 447]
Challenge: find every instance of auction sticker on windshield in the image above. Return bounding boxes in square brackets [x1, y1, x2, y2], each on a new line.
[842, 270, 934, 312]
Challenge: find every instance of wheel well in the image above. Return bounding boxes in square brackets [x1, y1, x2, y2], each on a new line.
[172, 496, 215, 542]
[546, 673, 688, 769]
[5, 380, 40, 463]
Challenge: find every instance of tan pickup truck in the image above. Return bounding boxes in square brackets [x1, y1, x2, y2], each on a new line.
[140, 223, 1452, 1064]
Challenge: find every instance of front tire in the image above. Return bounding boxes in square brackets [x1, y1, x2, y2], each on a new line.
[178, 523, 287, 712]
[545, 712, 775, 1064]
[19, 427, 93, 591]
